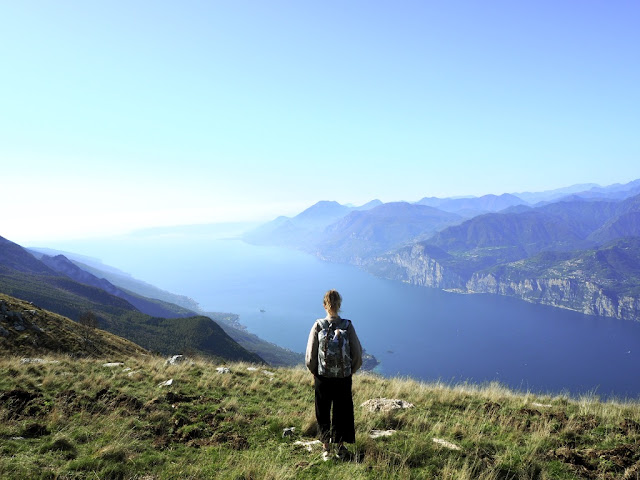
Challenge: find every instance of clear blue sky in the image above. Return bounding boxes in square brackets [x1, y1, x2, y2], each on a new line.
[1, 1, 638, 243]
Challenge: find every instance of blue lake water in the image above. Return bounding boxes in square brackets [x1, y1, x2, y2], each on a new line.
[45, 234, 640, 400]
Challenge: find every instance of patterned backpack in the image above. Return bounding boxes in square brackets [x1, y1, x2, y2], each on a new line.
[317, 318, 352, 378]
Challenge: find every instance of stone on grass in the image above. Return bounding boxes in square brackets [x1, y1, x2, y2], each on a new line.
[246, 367, 258, 372]
[20, 358, 59, 365]
[360, 398, 414, 412]
[531, 402, 553, 408]
[282, 427, 296, 437]
[370, 429, 396, 439]
[294, 440, 322, 452]
[165, 355, 187, 366]
[102, 362, 124, 368]
[262, 370, 274, 377]
[432, 438, 461, 451]
[158, 379, 174, 387]
[216, 367, 230, 374]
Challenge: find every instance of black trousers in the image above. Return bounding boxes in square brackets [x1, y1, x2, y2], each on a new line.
[314, 375, 355, 444]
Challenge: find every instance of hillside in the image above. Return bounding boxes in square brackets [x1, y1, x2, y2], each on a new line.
[2, 354, 640, 479]
[0, 236, 263, 364]
[0, 292, 147, 358]
[31, 249, 306, 367]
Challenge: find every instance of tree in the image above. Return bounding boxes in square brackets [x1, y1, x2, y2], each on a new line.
[78, 311, 99, 329]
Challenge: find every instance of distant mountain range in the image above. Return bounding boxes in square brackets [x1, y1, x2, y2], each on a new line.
[246, 179, 640, 322]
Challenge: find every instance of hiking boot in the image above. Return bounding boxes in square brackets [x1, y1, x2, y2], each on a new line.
[322, 445, 332, 461]
[335, 445, 351, 461]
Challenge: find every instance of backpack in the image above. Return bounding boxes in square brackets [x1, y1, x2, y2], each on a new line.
[317, 318, 352, 378]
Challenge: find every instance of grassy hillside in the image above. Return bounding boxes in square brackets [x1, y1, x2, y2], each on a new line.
[1, 355, 639, 479]
[0, 293, 148, 358]
[0, 269, 263, 364]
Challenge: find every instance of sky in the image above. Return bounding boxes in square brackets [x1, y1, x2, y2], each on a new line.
[1, 1, 638, 244]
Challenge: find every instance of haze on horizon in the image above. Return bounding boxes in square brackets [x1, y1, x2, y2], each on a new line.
[1, 2, 638, 244]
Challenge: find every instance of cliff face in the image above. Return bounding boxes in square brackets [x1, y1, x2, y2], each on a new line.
[466, 274, 640, 321]
[377, 244, 465, 290]
[370, 247, 640, 322]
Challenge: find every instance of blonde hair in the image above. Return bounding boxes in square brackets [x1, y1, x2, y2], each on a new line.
[323, 289, 342, 315]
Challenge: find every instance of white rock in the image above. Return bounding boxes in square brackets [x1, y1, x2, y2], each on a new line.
[122, 367, 132, 372]
[102, 362, 124, 368]
[361, 398, 414, 412]
[262, 370, 275, 377]
[246, 367, 258, 371]
[21, 358, 44, 364]
[531, 402, 553, 408]
[370, 429, 396, 439]
[20, 358, 59, 364]
[293, 440, 322, 452]
[432, 438, 461, 451]
[158, 379, 174, 387]
[165, 355, 187, 366]
[216, 367, 230, 374]
[11, 437, 25, 441]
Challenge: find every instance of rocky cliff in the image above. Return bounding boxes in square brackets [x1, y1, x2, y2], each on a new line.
[367, 245, 640, 322]
[370, 244, 465, 290]
[466, 274, 640, 321]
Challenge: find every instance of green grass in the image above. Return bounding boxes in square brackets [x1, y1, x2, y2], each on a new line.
[1, 355, 640, 479]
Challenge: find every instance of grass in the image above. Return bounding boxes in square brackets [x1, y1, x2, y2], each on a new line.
[1, 355, 640, 479]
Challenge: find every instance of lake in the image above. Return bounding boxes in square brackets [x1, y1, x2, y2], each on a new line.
[46, 233, 640, 400]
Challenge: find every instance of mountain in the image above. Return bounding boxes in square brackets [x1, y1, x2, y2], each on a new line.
[0, 236, 263, 363]
[30, 247, 201, 311]
[415, 193, 528, 217]
[569, 179, 640, 201]
[353, 199, 383, 210]
[0, 292, 149, 358]
[366, 194, 640, 321]
[516, 179, 640, 204]
[0, 236, 55, 274]
[513, 183, 601, 204]
[315, 202, 462, 263]
[465, 238, 640, 319]
[37, 254, 195, 319]
[244, 199, 381, 249]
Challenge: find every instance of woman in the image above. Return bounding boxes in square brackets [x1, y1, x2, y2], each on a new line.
[305, 289, 363, 461]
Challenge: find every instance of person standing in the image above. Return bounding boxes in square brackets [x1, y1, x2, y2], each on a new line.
[305, 289, 363, 461]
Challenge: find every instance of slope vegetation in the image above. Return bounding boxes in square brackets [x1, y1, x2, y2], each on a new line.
[1, 354, 639, 479]
[0, 292, 147, 358]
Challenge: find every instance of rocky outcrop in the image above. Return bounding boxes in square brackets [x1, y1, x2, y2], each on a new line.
[466, 274, 640, 322]
[367, 248, 640, 322]
[370, 244, 465, 290]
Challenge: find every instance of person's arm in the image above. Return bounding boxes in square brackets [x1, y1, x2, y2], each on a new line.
[305, 322, 319, 375]
[349, 323, 363, 374]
